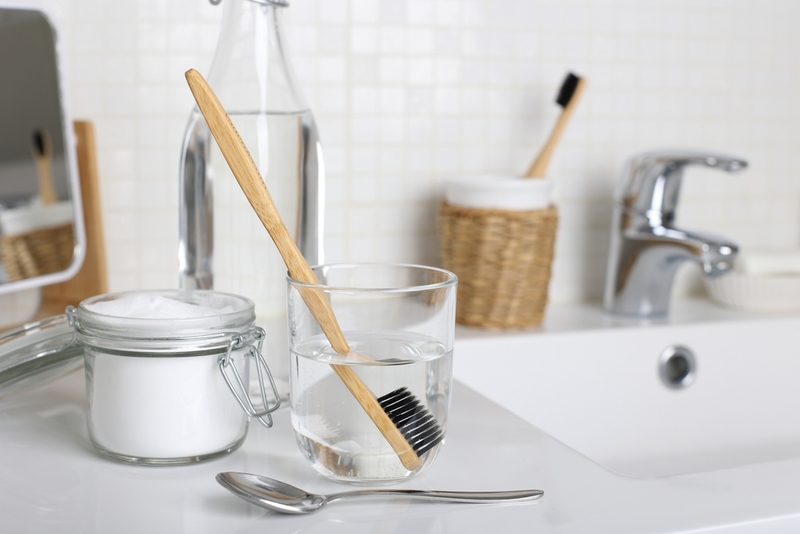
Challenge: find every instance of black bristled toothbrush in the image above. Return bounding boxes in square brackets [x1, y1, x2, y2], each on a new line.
[185, 68, 443, 472]
[525, 72, 587, 178]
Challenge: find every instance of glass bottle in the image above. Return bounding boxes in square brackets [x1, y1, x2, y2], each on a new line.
[178, 0, 324, 397]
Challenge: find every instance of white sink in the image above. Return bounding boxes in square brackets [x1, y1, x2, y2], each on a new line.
[453, 299, 800, 478]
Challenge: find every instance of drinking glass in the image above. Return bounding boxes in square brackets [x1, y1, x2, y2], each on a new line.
[287, 263, 457, 483]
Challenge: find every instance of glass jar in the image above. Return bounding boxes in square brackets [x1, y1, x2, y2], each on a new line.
[68, 290, 280, 465]
[0, 290, 280, 465]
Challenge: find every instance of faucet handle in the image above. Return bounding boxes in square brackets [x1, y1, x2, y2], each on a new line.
[617, 149, 748, 223]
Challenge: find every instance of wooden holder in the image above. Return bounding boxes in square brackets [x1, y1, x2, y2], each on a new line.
[40, 121, 108, 316]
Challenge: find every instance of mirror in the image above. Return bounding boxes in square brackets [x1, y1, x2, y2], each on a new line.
[0, 7, 84, 294]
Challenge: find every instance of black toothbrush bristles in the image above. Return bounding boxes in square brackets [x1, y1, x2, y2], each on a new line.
[556, 72, 581, 108]
[32, 129, 45, 156]
[377, 387, 444, 457]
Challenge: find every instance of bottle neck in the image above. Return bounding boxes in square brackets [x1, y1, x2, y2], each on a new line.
[206, 0, 306, 113]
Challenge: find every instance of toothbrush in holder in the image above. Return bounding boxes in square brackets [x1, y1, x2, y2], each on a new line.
[525, 72, 586, 179]
[32, 129, 58, 204]
[184, 68, 442, 472]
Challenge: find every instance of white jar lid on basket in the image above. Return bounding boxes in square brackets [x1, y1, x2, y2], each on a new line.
[444, 175, 551, 211]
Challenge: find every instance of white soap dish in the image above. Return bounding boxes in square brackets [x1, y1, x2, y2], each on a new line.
[704, 273, 800, 313]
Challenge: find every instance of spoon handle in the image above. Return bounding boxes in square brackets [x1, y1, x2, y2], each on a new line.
[328, 488, 543, 505]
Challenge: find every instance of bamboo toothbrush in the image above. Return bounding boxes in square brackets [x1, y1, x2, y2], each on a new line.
[32, 129, 58, 204]
[525, 72, 586, 178]
[185, 68, 442, 471]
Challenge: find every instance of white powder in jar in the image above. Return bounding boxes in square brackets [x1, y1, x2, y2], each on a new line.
[81, 292, 251, 462]
[84, 293, 236, 319]
[87, 349, 247, 459]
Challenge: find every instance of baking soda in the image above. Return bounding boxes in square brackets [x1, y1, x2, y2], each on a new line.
[84, 293, 235, 319]
[86, 349, 247, 460]
[79, 291, 253, 463]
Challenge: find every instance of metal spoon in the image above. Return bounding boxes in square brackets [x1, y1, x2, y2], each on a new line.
[216, 472, 544, 515]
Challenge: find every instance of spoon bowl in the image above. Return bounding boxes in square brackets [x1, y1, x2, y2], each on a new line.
[216, 472, 543, 515]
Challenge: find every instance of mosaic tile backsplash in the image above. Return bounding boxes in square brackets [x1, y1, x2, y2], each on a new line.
[19, 0, 800, 305]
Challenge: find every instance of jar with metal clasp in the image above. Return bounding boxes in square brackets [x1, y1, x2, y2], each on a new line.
[0, 289, 281, 465]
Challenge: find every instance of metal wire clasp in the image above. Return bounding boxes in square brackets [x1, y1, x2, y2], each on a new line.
[218, 327, 281, 428]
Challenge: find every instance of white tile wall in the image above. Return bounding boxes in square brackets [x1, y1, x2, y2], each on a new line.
[19, 0, 800, 305]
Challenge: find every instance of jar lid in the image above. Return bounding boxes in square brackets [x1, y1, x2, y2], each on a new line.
[0, 290, 257, 396]
[75, 290, 255, 337]
[0, 314, 82, 398]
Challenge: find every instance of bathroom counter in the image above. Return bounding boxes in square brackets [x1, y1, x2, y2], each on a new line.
[456, 297, 769, 339]
[3, 353, 800, 532]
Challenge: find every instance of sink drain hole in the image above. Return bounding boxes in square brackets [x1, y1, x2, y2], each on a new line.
[659, 346, 696, 389]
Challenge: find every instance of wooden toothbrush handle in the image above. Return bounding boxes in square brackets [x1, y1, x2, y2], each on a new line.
[184, 69, 421, 471]
[33, 131, 57, 205]
[184, 69, 346, 353]
[525, 77, 587, 178]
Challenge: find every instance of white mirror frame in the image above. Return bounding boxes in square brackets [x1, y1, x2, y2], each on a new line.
[0, 3, 86, 295]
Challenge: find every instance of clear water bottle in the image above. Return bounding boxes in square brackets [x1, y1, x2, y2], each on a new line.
[178, 0, 324, 398]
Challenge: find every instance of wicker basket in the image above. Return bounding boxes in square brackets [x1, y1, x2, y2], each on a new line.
[438, 202, 557, 329]
[0, 223, 75, 281]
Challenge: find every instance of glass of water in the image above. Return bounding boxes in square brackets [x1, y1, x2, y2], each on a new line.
[287, 263, 457, 484]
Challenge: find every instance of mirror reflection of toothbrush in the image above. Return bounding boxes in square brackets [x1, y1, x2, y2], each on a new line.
[31, 128, 57, 205]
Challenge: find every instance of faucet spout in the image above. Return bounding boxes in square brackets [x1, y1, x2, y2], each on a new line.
[604, 149, 747, 318]
[605, 225, 738, 317]
[652, 226, 738, 276]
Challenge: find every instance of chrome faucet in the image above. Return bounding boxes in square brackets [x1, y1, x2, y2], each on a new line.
[603, 150, 747, 317]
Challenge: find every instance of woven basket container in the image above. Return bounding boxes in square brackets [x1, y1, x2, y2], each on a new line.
[0, 223, 75, 281]
[438, 202, 557, 329]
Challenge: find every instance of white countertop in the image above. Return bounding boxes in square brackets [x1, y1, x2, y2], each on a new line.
[456, 297, 770, 340]
[4, 301, 800, 533]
